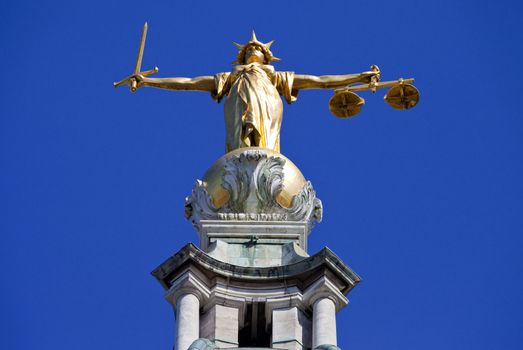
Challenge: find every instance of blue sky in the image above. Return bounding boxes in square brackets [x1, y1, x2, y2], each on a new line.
[2, 1, 522, 349]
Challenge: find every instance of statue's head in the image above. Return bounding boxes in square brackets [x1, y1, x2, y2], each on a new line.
[232, 31, 281, 65]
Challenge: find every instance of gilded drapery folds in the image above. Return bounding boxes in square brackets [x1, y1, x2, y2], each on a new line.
[212, 64, 297, 153]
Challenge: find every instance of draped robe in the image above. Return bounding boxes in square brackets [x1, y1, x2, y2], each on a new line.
[212, 64, 296, 152]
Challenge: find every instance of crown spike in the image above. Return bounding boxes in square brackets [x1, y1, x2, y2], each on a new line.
[233, 32, 280, 65]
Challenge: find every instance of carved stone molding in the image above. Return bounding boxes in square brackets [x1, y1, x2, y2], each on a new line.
[303, 276, 349, 312]
[165, 269, 211, 307]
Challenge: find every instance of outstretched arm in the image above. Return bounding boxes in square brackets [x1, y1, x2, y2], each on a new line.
[131, 74, 215, 92]
[293, 68, 380, 90]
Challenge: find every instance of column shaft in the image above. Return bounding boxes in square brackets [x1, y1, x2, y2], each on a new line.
[312, 298, 336, 348]
[176, 293, 200, 350]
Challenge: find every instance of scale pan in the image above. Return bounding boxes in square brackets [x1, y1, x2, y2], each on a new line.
[384, 84, 420, 110]
[329, 91, 365, 118]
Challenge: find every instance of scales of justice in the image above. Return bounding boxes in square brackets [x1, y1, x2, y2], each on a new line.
[115, 23, 419, 350]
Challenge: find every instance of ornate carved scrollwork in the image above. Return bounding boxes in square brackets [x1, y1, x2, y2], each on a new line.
[185, 150, 322, 225]
[287, 181, 323, 223]
[184, 180, 219, 223]
[254, 153, 285, 211]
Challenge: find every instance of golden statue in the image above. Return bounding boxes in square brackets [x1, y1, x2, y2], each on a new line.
[115, 23, 419, 152]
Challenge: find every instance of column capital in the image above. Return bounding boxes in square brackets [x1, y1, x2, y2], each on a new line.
[166, 268, 211, 307]
[303, 276, 348, 312]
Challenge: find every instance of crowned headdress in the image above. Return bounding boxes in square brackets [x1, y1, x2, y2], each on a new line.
[232, 31, 281, 65]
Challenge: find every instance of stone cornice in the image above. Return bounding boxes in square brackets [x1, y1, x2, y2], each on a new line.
[152, 243, 361, 295]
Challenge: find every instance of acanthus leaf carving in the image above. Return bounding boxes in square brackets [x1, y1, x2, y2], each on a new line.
[185, 180, 219, 223]
[185, 150, 322, 226]
[286, 181, 323, 222]
[254, 155, 285, 211]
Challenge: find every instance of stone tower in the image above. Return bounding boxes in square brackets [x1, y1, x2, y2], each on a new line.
[152, 147, 360, 350]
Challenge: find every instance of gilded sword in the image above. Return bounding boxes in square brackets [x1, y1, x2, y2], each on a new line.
[114, 22, 159, 92]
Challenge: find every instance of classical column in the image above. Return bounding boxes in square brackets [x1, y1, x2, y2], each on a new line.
[312, 298, 337, 348]
[175, 293, 200, 350]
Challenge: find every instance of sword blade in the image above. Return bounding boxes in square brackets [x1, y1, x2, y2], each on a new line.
[134, 22, 148, 74]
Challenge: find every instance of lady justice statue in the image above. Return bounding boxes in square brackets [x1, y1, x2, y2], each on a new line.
[115, 24, 418, 153]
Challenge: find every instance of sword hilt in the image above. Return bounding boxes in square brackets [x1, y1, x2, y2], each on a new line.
[113, 66, 159, 92]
